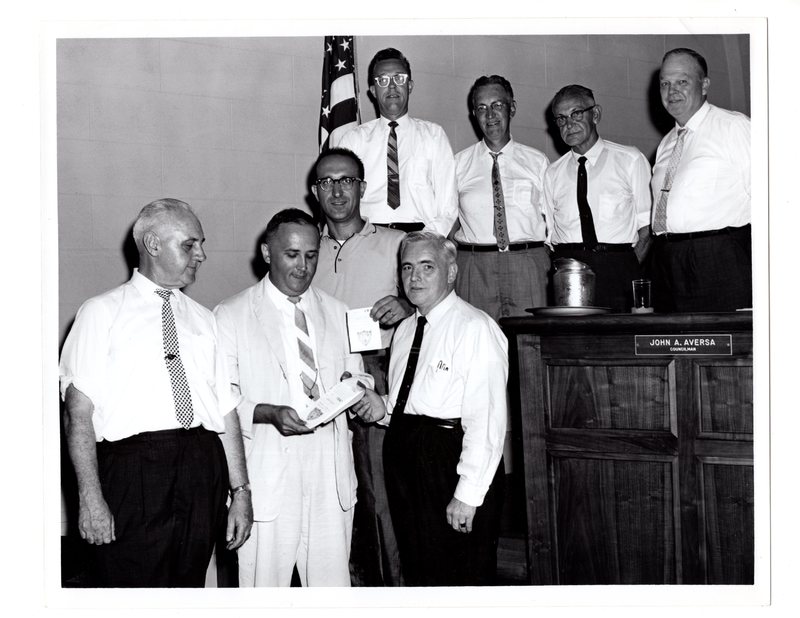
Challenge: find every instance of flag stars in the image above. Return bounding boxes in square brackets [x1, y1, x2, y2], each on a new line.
[335, 58, 347, 71]
[321, 106, 331, 118]
[326, 43, 333, 53]
[339, 39, 351, 51]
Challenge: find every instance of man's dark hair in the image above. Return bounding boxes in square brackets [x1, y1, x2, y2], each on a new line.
[469, 75, 514, 108]
[264, 208, 318, 245]
[550, 84, 596, 116]
[662, 47, 708, 78]
[368, 47, 412, 82]
[315, 147, 365, 181]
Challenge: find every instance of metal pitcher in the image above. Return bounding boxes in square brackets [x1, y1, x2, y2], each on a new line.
[553, 258, 595, 306]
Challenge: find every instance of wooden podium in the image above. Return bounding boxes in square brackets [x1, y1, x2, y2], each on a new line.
[500, 312, 754, 585]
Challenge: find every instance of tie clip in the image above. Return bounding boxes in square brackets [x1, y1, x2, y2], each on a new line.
[165, 353, 176, 360]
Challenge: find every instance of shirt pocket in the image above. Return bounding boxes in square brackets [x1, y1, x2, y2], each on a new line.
[597, 192, 630, 224]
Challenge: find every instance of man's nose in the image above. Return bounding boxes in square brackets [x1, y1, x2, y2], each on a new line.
[332, 180, 344, 196]
[195, 245, 206, 262]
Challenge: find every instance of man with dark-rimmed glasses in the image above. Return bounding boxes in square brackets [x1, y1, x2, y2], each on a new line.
[335, 47, 458, 236]
[543, 84, 652, 312]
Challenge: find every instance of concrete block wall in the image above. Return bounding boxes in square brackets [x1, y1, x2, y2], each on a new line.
[57, 33, 750, 344]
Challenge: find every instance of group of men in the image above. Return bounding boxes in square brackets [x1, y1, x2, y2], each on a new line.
[60, 45, 752, 589]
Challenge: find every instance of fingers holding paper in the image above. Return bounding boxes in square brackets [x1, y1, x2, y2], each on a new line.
[351, 383, 386, 423]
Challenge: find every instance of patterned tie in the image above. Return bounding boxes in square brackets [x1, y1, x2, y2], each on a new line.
[288, 296, 320, 400]
[490, 152, 509, 251]
[387, 120, 400, 209]
[391, 315, 427, 422]
[155, 289, 194, 429]
[576, 155, 598, 247]
[652, 128, 688, 234]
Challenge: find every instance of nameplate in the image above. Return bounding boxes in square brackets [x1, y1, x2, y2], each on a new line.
[634, 334, 732, 356]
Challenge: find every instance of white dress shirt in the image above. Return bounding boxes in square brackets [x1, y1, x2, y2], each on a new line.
[650, 102, 751, 233]
[59, 269, 237, 441]
[454, 138, 550, 244]
[263, 278, 322, 414]
[386, 291, 508, 507]
[544, 137, 652, 245]
[334, 114, 458, 235]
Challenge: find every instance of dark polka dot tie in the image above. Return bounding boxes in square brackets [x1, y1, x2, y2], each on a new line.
[155, 289, 194, 429]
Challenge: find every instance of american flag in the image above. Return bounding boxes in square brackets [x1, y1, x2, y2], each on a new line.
[318, 35, 360, 152]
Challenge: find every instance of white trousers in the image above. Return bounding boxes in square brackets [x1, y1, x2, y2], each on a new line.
[238, 425, 354, 587]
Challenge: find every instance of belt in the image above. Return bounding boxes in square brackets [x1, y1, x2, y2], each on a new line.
[656, 224, 750, 242]
[554, 242, 633, 253]
[394, 414, 462, 430]
[104, 426, 212, 446]
[374, 222, 425, 233]
[457, 241, 544, 253]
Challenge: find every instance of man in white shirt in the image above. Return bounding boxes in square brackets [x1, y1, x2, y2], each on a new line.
[353, 231, 508, 585]
[334, 47, 458, 236]
[454, 75, 551, 319]
[213, 208, 383, 587]
[544, 84, 652, 312]
[650, 48, 751, 312]
[59, 198, 253, 587]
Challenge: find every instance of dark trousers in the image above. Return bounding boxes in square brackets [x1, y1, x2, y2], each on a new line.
[92, 427, 229, 587]
[553, 246, 641, 313]
[650, 225, 752, 313]
[349, 351, 403, 586]
[383, 415, 504, 586]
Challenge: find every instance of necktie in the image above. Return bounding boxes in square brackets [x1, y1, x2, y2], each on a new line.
[576, 155, 598, 247]
[155, 289, 194, 429]
[387, 121, 400, 209]
[490, 152, 509, 251]
[652, 128, 687, 234]
[288, 296, 320, 400]
[391, 315, 427, 422]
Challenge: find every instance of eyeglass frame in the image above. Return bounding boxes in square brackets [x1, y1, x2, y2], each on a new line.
[553, 105, 597, 127]
[314, 176, 363, 192]
[373, 73, 410, 88]
[473, 100, 511, 116]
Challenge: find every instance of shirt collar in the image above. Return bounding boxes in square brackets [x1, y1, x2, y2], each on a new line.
[264, 275, 305, 310]
[480, 137, 515, 156]
[321, 218, 375, 240]
[571, 136, 605, 165]
[417, 289, 457, 326]
[131, 268, 184, 304]
[679, 100, 710, 132]
[381, 114, 409, 129]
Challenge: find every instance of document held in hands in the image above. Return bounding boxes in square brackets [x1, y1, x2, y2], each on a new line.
[346, 307, 382, 353]
[298, 376, 366, 429]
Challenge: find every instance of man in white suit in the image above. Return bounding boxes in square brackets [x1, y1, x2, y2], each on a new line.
[214, 208, 383, 586]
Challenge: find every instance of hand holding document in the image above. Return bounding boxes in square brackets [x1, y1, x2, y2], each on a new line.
[297, 376, 366, 429]
[346, 307, 382, 352]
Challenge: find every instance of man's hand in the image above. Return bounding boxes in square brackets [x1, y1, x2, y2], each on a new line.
[370, 295, 413, 327]
[225, 491, 253, 550]
[78, 493, 116, 545]
[446, 496, 477, 534]
[254, 403, 313, 436]
[351, 382, 387, 423]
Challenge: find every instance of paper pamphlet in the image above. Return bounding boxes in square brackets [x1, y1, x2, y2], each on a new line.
[346, 307, 382, 352]
[298, 376, 366, 429]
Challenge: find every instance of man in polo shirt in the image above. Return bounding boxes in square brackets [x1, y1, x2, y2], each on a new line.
[311, 147, 411, 586]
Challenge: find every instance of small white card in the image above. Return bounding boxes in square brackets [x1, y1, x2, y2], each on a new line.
[298, 377, 366, 429]
[346, 307, 382, 353]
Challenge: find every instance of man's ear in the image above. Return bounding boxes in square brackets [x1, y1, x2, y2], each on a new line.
[261, 243, 270, 265]
[359, 180, 367, 198]
[509, 100, 517, 118]
[311, 184, 318, 202]
[447, 261, 458, 285]
[592, 104, 602, 125]
[368, 84, 377, 100]
[701, 77, 711, 97]
[407, 79, 414, 96]
[142, 231, 160, 257]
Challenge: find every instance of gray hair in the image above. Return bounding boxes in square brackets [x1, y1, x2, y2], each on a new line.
[132, 198, 194, 249]
[400, 230, 457, 265]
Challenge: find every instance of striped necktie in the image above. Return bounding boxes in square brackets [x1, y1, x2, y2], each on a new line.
[652, 128, 687, 234]
[490, 152, 509, 251]
[387, 120, 400, 209]
[288, 296, 320, 400]
[155, 289, 194, 429]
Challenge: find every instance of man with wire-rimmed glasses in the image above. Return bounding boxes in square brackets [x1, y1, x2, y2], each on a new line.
[543, 84, 652, 312]
[335, 47, 458, 236]
[311, 147, 412, 586]
[213, 208, 382, 587]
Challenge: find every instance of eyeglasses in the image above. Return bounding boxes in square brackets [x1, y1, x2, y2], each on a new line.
[373, 73, 409, 88]
[554, 105, 596, 127]
[315, 176, 362, 192]
[474, 101, 509, 115]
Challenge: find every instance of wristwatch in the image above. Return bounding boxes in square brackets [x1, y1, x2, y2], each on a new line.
[229, 483, 251, 498]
